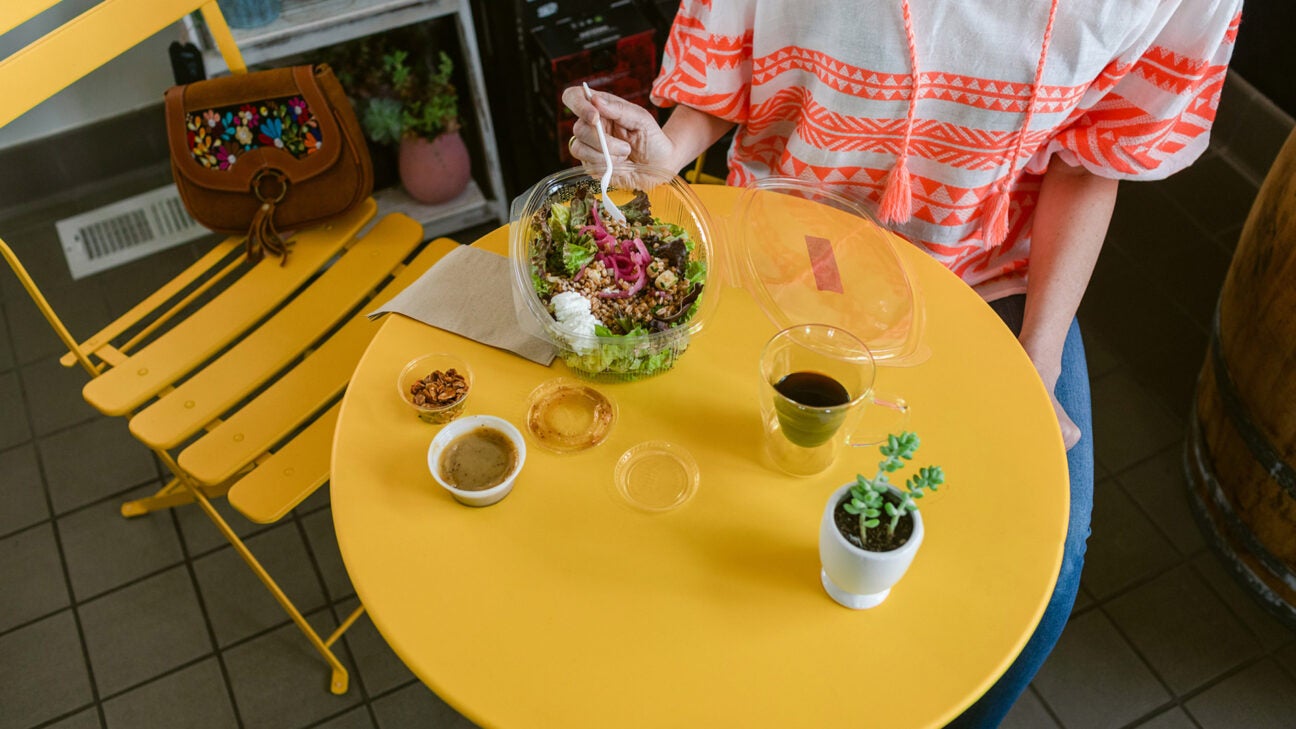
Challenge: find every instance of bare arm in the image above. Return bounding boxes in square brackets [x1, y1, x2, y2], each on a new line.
[562, 86, 735, 173]
[1020, 156, 1119, 448]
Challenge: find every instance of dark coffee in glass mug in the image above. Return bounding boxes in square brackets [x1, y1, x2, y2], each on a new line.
[773, 370, 852, 447]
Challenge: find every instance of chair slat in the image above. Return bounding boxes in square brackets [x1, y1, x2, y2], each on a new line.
[59, 238, 243, 369]
[81, 199, 377, 416]
[1, 0, 63, 36]
[178, 235, 460, 486]
[226, 403, 341, 524]
[130, 213, 423, 449]
[0, 0, 219, 128]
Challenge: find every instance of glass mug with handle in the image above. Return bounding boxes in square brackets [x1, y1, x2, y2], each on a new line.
[760, 324, 909, 476]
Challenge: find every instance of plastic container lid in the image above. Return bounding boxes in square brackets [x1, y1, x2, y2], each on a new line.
[729, 178, 928, 366]
[613, 441, 700, 512]
[524, 378, 617, 453]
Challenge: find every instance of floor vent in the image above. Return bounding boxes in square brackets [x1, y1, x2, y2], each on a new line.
[56, 184, 208, 279]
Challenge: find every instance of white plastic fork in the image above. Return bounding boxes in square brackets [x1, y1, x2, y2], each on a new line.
[582, 82, 627, 224]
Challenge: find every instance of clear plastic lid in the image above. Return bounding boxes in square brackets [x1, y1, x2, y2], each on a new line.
[728, 178, 928, 366]
[613, 441, 700, 512]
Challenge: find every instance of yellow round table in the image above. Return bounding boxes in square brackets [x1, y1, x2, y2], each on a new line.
[331, 184, 1068, 729]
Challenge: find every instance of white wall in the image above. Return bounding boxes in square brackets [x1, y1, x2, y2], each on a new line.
[0, 1, 182, 150]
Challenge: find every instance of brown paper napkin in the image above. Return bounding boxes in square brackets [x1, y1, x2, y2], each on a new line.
[367, 245, 557, 365]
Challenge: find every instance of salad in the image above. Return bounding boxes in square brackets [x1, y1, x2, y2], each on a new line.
[528, 188, 706, 377]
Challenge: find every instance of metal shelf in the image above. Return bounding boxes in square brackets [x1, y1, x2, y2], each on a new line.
[373, 179, 498, 239]
[201, 0, 459, 73]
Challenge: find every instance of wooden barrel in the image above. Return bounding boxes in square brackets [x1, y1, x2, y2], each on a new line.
[1186, 126, 1296, 628]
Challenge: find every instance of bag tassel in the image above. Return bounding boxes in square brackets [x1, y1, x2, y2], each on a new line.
[981, 187, 1011, 250]
[247, 200, 290, 265]
[878, 157, 913, 225]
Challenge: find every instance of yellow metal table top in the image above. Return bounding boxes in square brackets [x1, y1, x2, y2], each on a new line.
[331, 184, 1068, 729]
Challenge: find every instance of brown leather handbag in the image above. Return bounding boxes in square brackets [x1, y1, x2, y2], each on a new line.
[164, 64, 373, 263]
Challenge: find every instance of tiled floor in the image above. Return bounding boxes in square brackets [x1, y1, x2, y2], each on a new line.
[4, 119, 1296, 729]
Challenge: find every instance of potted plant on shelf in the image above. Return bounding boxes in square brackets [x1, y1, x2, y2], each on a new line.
[362, 48, 472, 204]
[820, 432, 947, 609]
[322, 31, 472, 204]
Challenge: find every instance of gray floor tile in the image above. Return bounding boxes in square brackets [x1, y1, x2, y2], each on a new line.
[1071, 585, 1095, 616]
[175, 493, 269, 557]
[1149, 152, 1258, 239]
[1090, 369, 1186, 475]
[1106, 564, 1261, 694]
[1108, 185, 1236, 330]
[1080, 478, 1181, 600]
[102, 657, 237, 729]
[295, 482, 332, 516]
[999, 687, 1061, 729]
[39, 417, 159, 514]
[1131, 706, 1198, 729]
[44, 708, 104, 729]
[222, 610, 360, 729]
[0, 443, 49, 536]
[1079, 245, 1210, 370]
[1078, 326, 1121, 379]
[0, 301, 13, 371]
[1185, 659, 1296, 729]
[1191, 551, 1296, 652]
[1212, 222, 1243, 256]
[1115, 444, 1206, 556]
[4, 283, 113, 366]
[0, 221, 77, 302]
[1276, 642, 1296, 681]
[58, 483, 185, 601]
[0, 610, 95, 729]
[1218, 100, 1291, 188]
[20, 355, 100, 436]
[96, 243, 204, 319]
[193, 522, 328, 647]
[79, 565, 212, 697]
[371, 682, 476, 729]
[0, 522, 71, 632]
[0, 370, 32, 450]
[303, 508, 354, 602]
[341, 603, 414, 698]
[313, 707, 376, 729]
[1033, 610, 1170, 729]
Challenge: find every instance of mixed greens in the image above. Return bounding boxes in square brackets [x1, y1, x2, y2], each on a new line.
[528, 188, 706, 377]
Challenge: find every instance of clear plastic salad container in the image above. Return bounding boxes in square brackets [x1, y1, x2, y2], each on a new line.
[509, 164, 718, 382]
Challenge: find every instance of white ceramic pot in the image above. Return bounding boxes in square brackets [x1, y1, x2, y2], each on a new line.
[819, 483, 924, 609]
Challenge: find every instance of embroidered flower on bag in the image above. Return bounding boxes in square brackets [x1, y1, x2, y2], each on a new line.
[185, 95, 322, 170]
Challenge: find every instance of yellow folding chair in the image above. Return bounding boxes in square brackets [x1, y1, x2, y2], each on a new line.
[0, 0, 458, 694]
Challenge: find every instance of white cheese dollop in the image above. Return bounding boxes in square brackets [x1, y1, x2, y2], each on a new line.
[550, 291, 600, 354]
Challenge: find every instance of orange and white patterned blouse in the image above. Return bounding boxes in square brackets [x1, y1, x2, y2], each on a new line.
[650, 0, 1243, 300]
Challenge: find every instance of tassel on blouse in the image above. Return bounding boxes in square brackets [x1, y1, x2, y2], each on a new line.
[879, 156, 912, 224]
[981, 187, 1011, 248]
[979, 0, 1060, 249]
[878, 0, 921, 226]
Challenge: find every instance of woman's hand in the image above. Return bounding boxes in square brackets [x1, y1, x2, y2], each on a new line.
[561, 86, 679, 171]
[1034, 363, 1082, 450]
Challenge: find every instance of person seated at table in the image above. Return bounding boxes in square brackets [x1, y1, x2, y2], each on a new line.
[563, 0, 1241, 725]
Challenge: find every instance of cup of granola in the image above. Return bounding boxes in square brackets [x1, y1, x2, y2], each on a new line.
[397, 353, 472, 424]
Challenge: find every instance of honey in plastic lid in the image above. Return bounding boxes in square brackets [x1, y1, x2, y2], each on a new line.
[613, 441, 699, 512]
[525, 378, 617, 453]
[730, 178, 929, 366]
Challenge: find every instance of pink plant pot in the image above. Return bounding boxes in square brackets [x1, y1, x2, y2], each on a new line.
[398, 132, 472, 204]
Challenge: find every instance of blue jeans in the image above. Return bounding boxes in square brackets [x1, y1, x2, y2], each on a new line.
[948, 295, 1095, 728]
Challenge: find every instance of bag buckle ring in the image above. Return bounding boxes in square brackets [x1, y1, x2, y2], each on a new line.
[251, 168, 289, 204]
